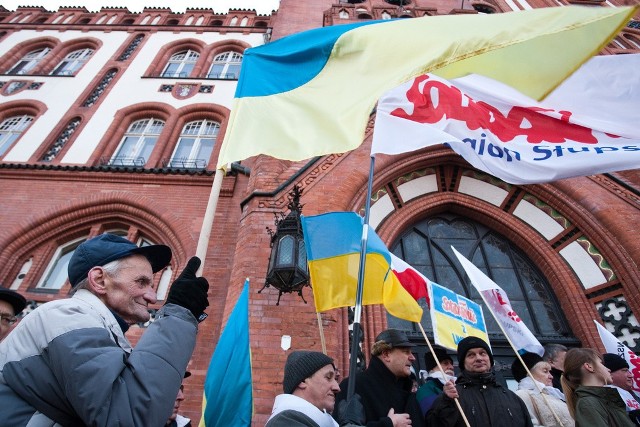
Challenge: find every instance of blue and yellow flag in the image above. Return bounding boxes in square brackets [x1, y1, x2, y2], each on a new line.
[216, 6, 636, 168]
[199, 280, 252, 427]
[301, 212, 423, 322]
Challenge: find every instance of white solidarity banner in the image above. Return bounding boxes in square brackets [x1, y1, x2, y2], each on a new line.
[372, 54, 640, 184]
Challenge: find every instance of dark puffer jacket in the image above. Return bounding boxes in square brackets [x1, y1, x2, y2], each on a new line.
[427, 370, 533, 427]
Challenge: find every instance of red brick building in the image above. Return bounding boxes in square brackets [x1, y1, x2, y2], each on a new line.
[0, 0, 639, 425]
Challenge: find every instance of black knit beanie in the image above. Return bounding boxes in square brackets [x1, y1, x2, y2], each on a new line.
[456, 336, 494, 370]
[283, 351, 335, 394]
[603, 353, 629, 373]
[511, 352, 544, 382]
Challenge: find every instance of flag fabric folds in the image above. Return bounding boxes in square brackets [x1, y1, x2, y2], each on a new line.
[429, 281, 489, 351]
[199, 280, 252, 427]
[595, 320, 640, 393]
[390, 253, 430, 308]
[301, 212, 423, 322]
[452, 247, 544, 356]
[216, 6, 636, 168]
[372, 54, 640, 184]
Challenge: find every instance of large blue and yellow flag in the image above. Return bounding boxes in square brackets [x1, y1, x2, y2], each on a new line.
[216, 6, 636, 168]
[301, 212, 423, 322]
[199, 280, 252, 427]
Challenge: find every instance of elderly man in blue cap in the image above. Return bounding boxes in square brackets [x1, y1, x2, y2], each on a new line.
[0, 233, 209, 426]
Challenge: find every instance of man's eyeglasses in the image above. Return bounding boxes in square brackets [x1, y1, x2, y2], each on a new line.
[0, 314, 17, 325]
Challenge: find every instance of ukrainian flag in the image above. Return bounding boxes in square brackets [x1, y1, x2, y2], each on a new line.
[199, 280, 252, 427]
[301, 212, 423, 323]
[216, 6, 636, 168]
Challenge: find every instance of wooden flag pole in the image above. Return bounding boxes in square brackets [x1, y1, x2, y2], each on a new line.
[317, 312, 327, 355]
[195, 167, 225, 275]
[417, 323, 471, 427]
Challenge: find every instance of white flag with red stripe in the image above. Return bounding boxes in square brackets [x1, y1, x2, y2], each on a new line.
[372, 54, 640, 184]
[595, 320, 640, 393]
[453, 247, 544, 356]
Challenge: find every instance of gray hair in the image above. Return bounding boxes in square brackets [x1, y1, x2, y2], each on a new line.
[543, 343, 568, 362]
[72, 258, 125, 292]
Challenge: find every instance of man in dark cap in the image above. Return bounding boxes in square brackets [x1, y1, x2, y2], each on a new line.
[267, 350, 341, 426]
[416, 345, 455, 417]
[0, 288, 26, 341]
[603, 353, 640, 425]
[335, 328, 424, 427]
[427, 336, 533, 427]
[0, 233, 210, 427]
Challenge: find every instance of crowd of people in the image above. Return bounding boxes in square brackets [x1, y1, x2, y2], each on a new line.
[1, 233, 639, 426]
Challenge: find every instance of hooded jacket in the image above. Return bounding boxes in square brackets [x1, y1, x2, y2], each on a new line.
[427, 370, 533, 427]
[335, 356, 425, 427]
[0, 289, 197, 427]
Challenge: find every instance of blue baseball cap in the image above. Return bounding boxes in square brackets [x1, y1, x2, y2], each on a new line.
[68, 233, 172, 287]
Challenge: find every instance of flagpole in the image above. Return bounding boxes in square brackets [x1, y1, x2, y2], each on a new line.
[317, 312, 327, 355]
[417, 323, 471, 427]
[472, 286, 564, 426]
[195, 167, 225, 275]
[346, 155, 376, 400]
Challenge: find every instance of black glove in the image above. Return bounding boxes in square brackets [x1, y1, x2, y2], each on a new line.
[165, 256, 209, 322]
[334, 394, 365, 426]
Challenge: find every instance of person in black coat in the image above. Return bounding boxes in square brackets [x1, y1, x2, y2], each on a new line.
[427, 336, 533, 427]
[334, 329, 424, 427]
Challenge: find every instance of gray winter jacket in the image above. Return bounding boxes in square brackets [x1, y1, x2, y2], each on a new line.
[0, 289, 198, 427]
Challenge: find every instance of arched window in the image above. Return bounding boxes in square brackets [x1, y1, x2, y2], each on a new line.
[50, 48, 93, 76]
[381, 11, 391, 19]
[207, 51, 242, 79]
[389, 214, 576, 368]
[110, 118, 164, 166]
[0, 115, 33, 157]
[8, 47, 51, 75]
[229, 16, 238, 26]
[161, 49, 199, 78]
[339, 10, 349, 19]
[240, 16, 248, 26]
[36, 237, 85, 290]
[168, 119, 219, 168]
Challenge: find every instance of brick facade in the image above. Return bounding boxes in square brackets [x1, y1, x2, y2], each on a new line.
[0, 1, 639, 425]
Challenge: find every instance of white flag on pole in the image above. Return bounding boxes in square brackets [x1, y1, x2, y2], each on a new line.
[595, 320, 640, 393]
[452, 247, 544, 356]
[372, 54, 640, 184]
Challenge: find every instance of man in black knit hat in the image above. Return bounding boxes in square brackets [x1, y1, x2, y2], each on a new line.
[427, 336, 532, 427]
[267, 350, 343, 427]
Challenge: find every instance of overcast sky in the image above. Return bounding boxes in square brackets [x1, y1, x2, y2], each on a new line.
[0, 0, 281, 14]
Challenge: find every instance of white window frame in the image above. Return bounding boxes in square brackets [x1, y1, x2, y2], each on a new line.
[8, 47, 51, 75]
[169, 119, 219, 168]
[161, 49, 199, 78]
[0, 115, 34, 157]
[36, 237, 86, 290]
[207, 51, 242, 79]
[51, 48, 94, 76]
[111, 118, 164, 166]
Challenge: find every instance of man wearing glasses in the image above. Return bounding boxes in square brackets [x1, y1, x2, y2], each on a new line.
[0, 288, 26, 342]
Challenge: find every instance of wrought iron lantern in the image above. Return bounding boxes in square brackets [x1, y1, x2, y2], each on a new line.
[260, 185, 310, 304]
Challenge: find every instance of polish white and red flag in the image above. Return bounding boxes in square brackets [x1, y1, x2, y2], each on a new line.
[390, 253, 431, 309]
[372, 54, 640, 184]
[595, 320, 640, 394]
